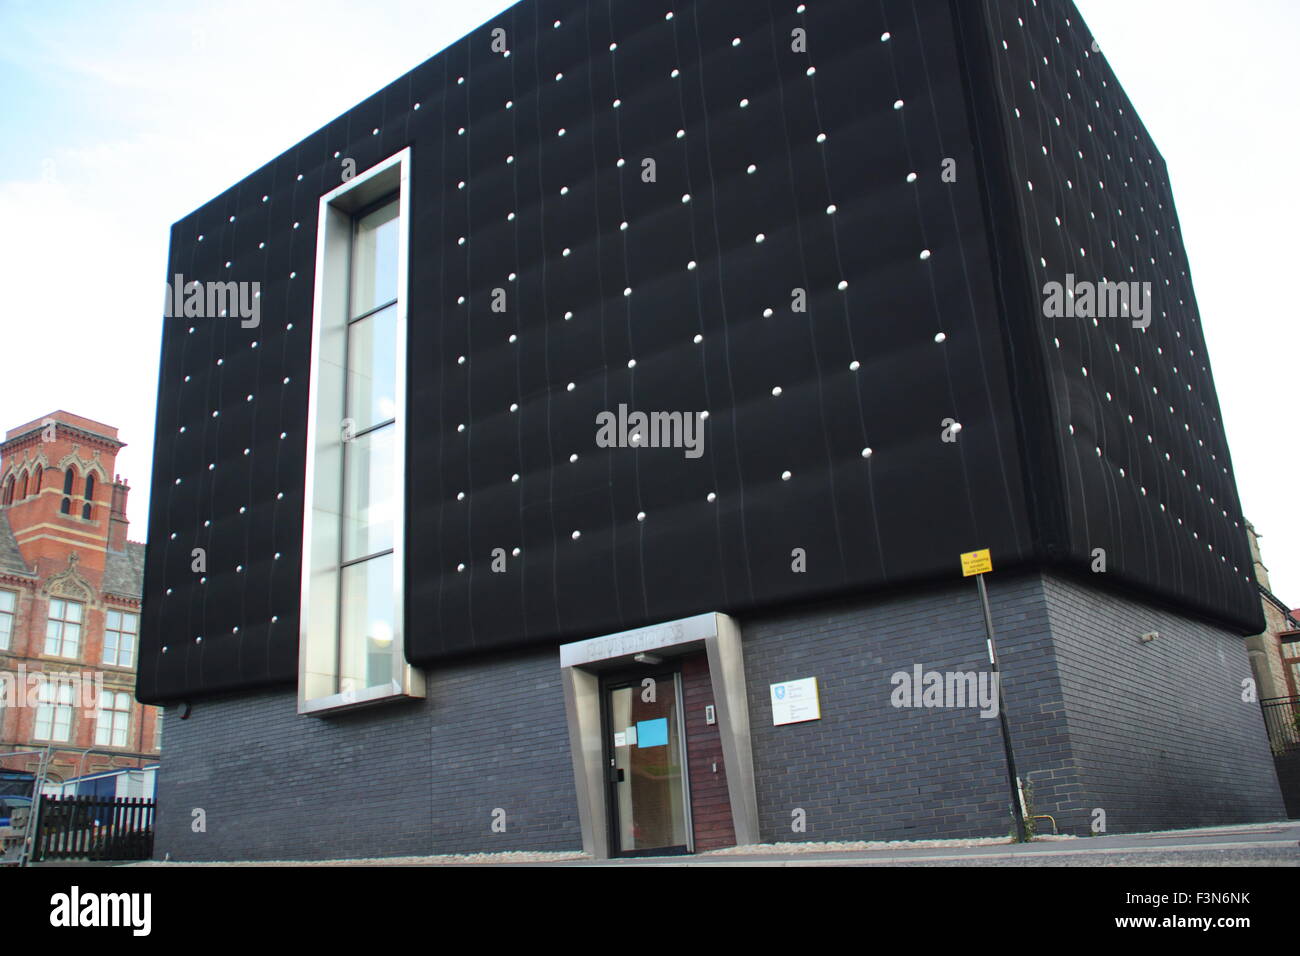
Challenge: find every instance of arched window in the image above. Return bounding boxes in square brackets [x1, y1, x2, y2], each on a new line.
[84, 473, 95, 502]
[18, 473, 27, 499]
[62, 469, 74, 495]
[32, 466, 41, 495]
[60, 497, 71, 515]
[2, 476, 13, 506]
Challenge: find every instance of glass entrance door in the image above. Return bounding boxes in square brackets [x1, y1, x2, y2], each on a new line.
[604, 672, 691, 856]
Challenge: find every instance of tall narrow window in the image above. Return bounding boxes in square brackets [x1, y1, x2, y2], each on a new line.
[44, 599, 83, 658]
[0, 589, 15, 651]
[82, 473, 95, 519]
[32, 465, 41, 495]
[62, 469, 74, 494]
[299, 149, 420, 714]
[18, 474, 27, 499]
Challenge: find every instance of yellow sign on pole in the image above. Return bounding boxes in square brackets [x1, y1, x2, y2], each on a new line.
[960, 549, 992, 577]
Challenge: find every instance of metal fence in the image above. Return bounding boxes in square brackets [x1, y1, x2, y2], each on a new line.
[1261, 696, 1300, 755]
[34, 795, 155, 862]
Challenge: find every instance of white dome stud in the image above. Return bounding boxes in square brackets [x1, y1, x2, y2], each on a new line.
[570, 453, 579, 464]
[637, 511, 646, 522]
[893, 99, 904, 110]
[772, 386, 783, 397]
[850, 361, 861, 371]
[693, 334, 704, 344]
[781, 471, 792, 481]
[826, 204, 837, 214]
[907, 172, 918, 183]
[881, 31, 891, 41]
[747, 164, 757, 174]
[571, 530, 581, 540]
[817, 132, 827, 143]
[919, 249, 932, 260]
[934, 332, 947, 343]
[861, 447, 873, 459]
[566, 382, 575, 392]
[707, 492, 717, 503]
[838, 280, 849, 291]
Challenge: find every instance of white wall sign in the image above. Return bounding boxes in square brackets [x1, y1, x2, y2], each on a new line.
[770, 677, 820, 726]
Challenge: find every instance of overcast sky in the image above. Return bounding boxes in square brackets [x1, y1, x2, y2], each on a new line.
[1, 1, 1296, 602]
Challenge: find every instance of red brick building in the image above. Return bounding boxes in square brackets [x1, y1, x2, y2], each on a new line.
[0, 411, 156, 788]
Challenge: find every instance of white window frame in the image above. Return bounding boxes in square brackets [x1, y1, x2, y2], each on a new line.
[103, 608, 139, 667]
[95, 690, 132, 748]
[298, 147, 423, 715]
[34, 681, 75, 742]
[44, 598, 83, 658]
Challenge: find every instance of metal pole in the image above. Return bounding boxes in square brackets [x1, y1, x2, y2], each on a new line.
[977, 574, 1027, 843]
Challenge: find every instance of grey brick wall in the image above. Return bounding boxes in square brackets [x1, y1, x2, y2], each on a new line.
[153, 573, 1284, 860]
[153, 648, 581, 861]
[738, 574, 1074, 844]
[1039, 572, 1285, 832]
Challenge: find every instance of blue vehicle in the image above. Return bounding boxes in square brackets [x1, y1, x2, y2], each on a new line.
[0, 794, 32, 828]
[0, 771, 36, 827]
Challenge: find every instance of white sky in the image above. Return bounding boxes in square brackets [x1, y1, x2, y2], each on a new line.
[1, 1, 1296, 603]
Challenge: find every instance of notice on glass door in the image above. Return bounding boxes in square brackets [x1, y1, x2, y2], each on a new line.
[770, 677, 820, 726]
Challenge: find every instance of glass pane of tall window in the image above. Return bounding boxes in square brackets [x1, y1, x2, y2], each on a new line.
[339, 197, 400, 693]
[104, 610, 139, 667]
[44, 599, 82, 658]
[350, 202, 399, 316]
[0, 589, 14, 651]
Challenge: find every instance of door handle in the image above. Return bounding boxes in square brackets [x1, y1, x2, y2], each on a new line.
[609, 767, 625, 783]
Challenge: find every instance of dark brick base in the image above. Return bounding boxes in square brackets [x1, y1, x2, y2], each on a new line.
[153, 573, 1285, 860]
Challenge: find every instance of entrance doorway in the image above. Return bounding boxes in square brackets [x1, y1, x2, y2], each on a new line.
[602, 670, 691, 856]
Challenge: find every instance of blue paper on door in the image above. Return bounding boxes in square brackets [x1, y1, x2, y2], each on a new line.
[636, 718, 668, 748]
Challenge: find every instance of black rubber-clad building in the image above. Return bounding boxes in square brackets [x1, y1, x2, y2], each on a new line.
[141, 0, 1285, 860]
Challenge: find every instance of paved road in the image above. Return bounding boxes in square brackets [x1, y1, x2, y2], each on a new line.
[567, 822, 1300, 866]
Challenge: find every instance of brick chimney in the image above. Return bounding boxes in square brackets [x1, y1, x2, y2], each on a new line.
[109, 474, 130, 552]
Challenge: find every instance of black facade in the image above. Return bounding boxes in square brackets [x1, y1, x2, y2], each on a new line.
[141, 0, 1282, 859]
